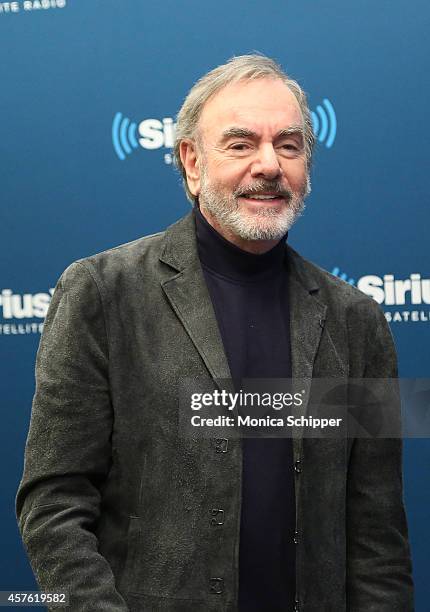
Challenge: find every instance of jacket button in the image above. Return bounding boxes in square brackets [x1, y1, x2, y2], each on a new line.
[209, 577, 223, 594]
[210, 508, 225, 525]
[294, 459, 302, 474]
[293, 530, 299, 545]
[214, 438, 228, 453]
[294, 598, 300, 611]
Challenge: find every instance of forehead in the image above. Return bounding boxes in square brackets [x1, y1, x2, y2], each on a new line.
[198, 77, 303, 138]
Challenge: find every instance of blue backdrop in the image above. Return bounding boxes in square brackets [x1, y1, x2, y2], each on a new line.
[1, 0, 429, 608]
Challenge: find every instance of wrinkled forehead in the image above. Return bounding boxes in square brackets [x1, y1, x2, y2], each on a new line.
[198, 77, 304, 138]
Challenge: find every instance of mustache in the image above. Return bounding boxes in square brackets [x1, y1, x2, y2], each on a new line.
[233, 181, 293, 200]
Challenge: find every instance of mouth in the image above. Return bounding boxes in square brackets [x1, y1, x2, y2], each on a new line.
[238, 193, 286, 205]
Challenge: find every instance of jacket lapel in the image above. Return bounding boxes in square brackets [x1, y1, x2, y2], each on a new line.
[287, 245, 327, 438]
[159, 211, 232, 383]
[287, 246, 327, 381]
[159, 212, 328, 405]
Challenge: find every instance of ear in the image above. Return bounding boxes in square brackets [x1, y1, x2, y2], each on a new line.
[179, 139, 202, 197]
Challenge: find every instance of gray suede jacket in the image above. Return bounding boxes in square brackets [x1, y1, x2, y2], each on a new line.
[16, 211, 414, 611]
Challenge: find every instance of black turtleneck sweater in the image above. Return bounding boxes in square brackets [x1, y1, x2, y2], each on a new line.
[194, 207, 296, 611]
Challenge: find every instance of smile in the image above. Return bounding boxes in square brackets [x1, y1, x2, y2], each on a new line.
[239, 194, 285, 204]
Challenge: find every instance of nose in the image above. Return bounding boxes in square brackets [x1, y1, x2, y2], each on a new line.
[250, 144, 282, 180]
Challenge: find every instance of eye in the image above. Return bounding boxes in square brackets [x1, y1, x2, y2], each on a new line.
[281, 143, 299, 151]
[230, 142, 251, 151]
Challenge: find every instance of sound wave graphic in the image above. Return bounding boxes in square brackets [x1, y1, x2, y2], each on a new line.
[112, 112, 139, 160]
[311, 99, 337, 148]
[112, 100, 337, 161]
[331, 267, 355, 285]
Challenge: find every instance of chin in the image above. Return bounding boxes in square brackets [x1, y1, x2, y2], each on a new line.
[229, 212, 297, 241]
[239, 201, 304, 237]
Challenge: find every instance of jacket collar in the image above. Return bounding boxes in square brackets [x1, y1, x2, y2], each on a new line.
[160, 209, 321, 293]
[159, 211, 327, 401]
[159, 210, 199, 272]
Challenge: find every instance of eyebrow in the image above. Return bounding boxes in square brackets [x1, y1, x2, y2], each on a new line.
[218, 125, 305, 144]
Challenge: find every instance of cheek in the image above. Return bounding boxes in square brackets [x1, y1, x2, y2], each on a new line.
[211, 170, 248, 192]
[284, 163, 307, 191]
[208, 156, 250, 181]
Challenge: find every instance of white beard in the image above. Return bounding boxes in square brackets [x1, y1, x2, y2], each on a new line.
[198, 172, 309, 241]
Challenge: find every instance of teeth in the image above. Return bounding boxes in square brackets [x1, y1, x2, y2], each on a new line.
[245, 194, 278, 200]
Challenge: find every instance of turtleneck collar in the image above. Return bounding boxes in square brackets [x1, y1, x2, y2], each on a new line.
[194, 205, 288, 282]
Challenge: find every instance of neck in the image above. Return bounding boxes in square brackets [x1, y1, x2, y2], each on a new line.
[199, 205, 282, 255]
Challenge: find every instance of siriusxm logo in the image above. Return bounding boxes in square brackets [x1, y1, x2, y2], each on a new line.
[112, 98, 337, 162]
[112, 113, 175, 163]
[0, 288, 54, 318]
[357, 274, 430, 306]
[332, 268, 430, 323]
[311, 99, 337, 148]
[331, 267, 355, 286]
[0, 288, 54, 336]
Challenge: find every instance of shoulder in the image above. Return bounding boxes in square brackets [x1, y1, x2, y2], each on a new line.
[56, 228, 169, 295]
[287, 244, 383, 320]
[287, 245, 395, 373]
[56, 211, 197, 297]
[74, 230, 165, 278]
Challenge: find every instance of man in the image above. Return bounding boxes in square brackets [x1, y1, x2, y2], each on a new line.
[16, 55, 413, 611]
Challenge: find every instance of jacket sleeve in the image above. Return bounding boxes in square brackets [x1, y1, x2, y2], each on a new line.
[346, 301, 414, 611]
[15, 262, 129, 611]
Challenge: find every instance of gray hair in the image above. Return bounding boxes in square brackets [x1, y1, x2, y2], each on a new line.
[173, 53, 316, 203]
